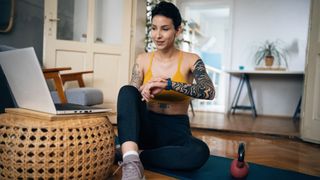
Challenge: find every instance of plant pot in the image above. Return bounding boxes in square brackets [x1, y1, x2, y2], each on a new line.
[265, 56, 274, 67]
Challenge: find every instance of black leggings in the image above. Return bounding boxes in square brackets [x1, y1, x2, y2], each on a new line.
[117, 85, 209, 170]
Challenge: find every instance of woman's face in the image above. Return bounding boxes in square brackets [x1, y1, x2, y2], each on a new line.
[151, 15, 180, 50]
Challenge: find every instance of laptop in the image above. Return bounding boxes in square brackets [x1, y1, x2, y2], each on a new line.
[0, 47, 111, 114]
[0, 65, 17, 113]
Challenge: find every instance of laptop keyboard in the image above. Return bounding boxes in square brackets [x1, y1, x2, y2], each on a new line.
[54, 103, 94, 110]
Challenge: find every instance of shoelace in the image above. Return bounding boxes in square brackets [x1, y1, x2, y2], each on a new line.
[112, 160, 143, 178]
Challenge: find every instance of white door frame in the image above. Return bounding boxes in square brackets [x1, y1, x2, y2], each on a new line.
[300, 0, 320, 144]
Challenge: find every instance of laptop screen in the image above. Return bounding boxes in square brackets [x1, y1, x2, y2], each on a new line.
[0, 48, 57, 114]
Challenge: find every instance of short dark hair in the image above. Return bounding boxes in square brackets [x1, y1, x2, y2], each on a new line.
[151, 1, 182, 30]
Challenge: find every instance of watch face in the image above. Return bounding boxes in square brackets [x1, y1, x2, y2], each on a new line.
[166, 78, 172, 90]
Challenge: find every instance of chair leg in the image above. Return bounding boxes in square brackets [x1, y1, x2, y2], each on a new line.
[293, 96, 302, 121]
[190, 100, 195, 117]
[44, 71, 68, 104]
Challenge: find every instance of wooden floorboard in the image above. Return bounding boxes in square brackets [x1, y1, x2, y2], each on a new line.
[189, 112, 300, 137]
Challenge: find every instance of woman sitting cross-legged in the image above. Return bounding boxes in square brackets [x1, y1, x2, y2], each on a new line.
[116, 1, 215, 180]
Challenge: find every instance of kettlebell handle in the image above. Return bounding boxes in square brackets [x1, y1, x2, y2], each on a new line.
[238, 143, 245, 162]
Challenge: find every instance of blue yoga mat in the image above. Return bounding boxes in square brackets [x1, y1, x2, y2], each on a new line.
[146, 155, 319, 180]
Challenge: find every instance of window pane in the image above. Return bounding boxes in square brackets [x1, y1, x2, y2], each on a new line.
[95, 0, 123, 45]
[181, 2, 231, 112]
[57, 0, 88, 42]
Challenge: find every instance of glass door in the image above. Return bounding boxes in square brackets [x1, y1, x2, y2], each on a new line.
[43, 0, 133, 110]
[179, 0, 233, 112]
[57, 0, 88, 42]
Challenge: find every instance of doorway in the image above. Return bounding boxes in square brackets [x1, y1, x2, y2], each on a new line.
[177, 0, 233, 113]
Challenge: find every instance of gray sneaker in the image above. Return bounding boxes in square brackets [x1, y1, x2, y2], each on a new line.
[117, 154, 145, 180]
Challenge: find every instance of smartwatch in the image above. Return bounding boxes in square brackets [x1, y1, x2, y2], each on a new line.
[166, 78, 172, 90]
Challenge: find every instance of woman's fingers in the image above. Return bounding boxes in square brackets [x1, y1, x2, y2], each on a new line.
[141, 87, 151, 102]
[140, 78, 168, 101]
[151, 87, 163, 95]
[139, 84, 146, 92]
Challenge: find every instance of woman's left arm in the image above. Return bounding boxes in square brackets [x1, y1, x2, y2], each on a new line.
[172, 59, 215, 100]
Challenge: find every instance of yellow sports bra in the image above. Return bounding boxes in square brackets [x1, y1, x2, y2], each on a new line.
[143, 51, 190, 102]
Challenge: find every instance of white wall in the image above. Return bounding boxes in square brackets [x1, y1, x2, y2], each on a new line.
[229, 0, 310, 116]
[229, 74, 303, 116]
[231, 0, 310, 71]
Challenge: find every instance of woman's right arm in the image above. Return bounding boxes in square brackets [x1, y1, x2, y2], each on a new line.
[129, 55, 144, 90]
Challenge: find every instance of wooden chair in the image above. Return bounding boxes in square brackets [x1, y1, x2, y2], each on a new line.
[190, 100, 195, 117]
[43, 67, 103, 106]
[42, 67, 71, 104]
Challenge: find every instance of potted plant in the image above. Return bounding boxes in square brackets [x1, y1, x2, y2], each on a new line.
[254, 40, 288, 68]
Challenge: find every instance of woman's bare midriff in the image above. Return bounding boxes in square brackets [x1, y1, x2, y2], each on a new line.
[146, 100, 190, 115]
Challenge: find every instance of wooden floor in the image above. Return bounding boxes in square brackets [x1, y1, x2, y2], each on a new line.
[189, 111, 300, 137]
[110, 112, 320, 179]
[194, 130, 320, 177]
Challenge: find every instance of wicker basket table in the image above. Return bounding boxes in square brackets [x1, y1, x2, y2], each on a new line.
[0, 108, 115, 180]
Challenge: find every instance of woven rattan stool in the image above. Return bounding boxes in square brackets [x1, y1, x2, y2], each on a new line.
[0, 108, 115, 180]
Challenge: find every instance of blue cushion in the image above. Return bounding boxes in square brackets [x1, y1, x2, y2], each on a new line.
[51, 87, 103, 106]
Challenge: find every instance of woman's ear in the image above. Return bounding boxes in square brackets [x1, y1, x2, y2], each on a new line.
[175, 25, 182, 36]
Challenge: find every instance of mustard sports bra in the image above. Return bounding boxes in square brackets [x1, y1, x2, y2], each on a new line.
[143, 51, 190, 102]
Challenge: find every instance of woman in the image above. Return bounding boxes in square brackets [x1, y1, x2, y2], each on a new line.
[117, 2, 215, 180]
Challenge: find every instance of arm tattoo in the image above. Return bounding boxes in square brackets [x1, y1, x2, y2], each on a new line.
[129, 63, 142, 89]
[172, 59, 215, 100]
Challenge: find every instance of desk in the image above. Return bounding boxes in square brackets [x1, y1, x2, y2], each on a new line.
[227, 70, 304, 118]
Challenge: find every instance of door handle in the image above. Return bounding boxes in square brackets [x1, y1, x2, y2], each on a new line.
[49, 18, 60, 22]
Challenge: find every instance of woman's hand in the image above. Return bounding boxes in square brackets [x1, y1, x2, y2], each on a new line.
[140, 77, 168, 102]
[140, 83, 152, 102]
